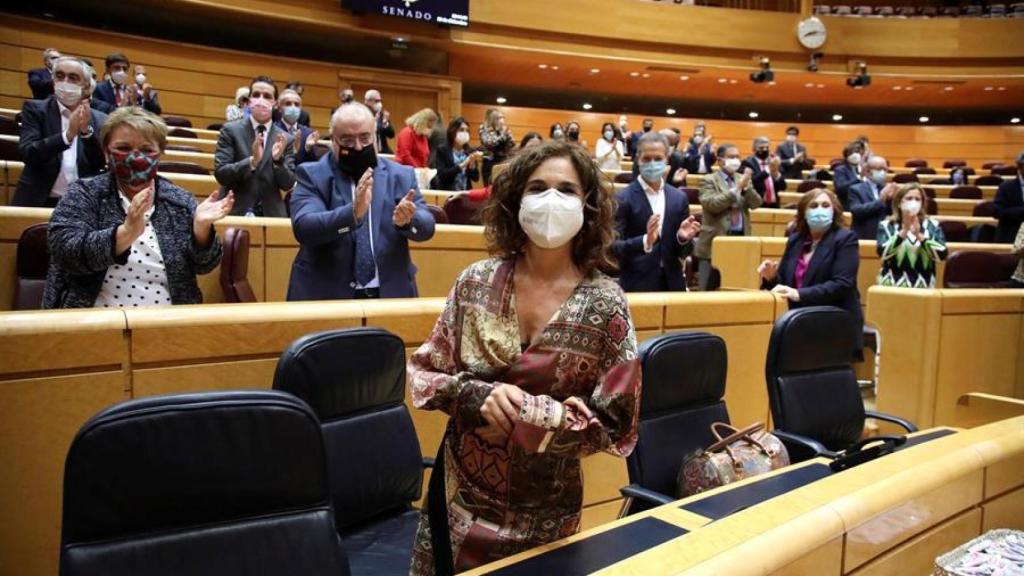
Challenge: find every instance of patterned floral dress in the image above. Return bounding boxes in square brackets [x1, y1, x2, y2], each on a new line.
[408, 258, 641, 575]
[876, 218, 948, 288]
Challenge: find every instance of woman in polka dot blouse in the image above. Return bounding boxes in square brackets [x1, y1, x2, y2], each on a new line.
[44, 107, 234, 308]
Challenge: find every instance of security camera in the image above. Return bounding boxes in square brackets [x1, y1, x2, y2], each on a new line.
[807, 52, 824, 72]
[750, 57, 774, 83]
[846, 61, 871, 88]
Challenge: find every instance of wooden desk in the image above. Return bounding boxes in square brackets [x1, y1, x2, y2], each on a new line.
[465, 418, 1024, 575]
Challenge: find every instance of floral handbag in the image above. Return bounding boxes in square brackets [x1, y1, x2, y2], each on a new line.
[677, 422, 790, 498]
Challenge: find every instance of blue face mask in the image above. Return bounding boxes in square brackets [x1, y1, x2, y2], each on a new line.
[640, 160, 667, 183]
[870, 169, 887, 186]
[282, 106, 301, 123]
[806, 207, 834, 232]
[952, 171, 964, 184]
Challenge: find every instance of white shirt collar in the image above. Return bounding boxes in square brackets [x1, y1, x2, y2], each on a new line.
[249, 115, 271, 134]
[56, 100, 72, 117]
[639, 176, 663, 195]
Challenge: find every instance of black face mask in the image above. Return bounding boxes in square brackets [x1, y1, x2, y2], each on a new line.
[567, 131, 579, 141]
[643, 125, 652, 133]
[755, 149, 770, 160]
[337, 144, 378, 180]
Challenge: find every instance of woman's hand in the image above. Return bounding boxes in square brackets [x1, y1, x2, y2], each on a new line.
[758, 259, 779, 282]
[480, 383, 525, 434]
[193, 190, 234, 247]
[115, 185, 154, 254]
[771, 284, 800, 301]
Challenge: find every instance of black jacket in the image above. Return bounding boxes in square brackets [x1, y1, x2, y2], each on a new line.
[44, 172, 222, 308]
[763, 227, 864, 350]
[12, 96, 107, 207]
[612, 180, 694, 292]
[741, 155, 787, 209]
[994, 175, 1024, 244]
[430, 145, 479, 191]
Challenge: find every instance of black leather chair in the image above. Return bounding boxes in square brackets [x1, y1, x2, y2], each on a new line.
[974, 175, 1003, 186]
[274, 327, 428, 576]
[765, 306, 916, 462]
[14, 223, 48, 309]
[426, 203, 448, 224]
[59, 390, 350, 576]
[157, 161, 210, 175]
[619, 332, 729, 516]
[943, 251, 1017, 288]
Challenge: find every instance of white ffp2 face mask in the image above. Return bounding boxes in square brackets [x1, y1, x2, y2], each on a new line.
[54, 81, 83, 108]
[901, 199, 922, 216]
[518, 188, 584, 249]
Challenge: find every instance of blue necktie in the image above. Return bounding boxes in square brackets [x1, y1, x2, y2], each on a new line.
[353, 190, 375, 287]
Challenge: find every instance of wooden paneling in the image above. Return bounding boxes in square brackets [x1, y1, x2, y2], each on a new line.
[462, 104, 1024, 169]
[983, 486, 1024, 532]
[849, 508, 982, 576]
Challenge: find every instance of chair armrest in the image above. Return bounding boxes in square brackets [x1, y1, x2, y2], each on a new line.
[772, 430, 838, 460]
[422, 457, 436, 469]
[619, 484, 676, 507]
[865, 410, 918, 433]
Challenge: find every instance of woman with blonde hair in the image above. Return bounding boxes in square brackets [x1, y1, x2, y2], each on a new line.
[478, 107, 515, 185]
[396, 107, 437, 168]
[876, 183, 947, 288]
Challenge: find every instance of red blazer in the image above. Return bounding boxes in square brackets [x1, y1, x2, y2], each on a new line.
[395, 126, 429, 168]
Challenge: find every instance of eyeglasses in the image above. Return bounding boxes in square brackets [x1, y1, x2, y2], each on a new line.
[334, 133, 374, 148]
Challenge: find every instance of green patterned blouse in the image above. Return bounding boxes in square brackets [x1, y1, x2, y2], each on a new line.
[876, 218, 948, 288]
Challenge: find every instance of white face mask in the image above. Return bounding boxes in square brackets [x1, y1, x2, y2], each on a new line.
[372, 102, 382, 113]
[518, 188, 584, 249]
[723, 157, 742, 174]
[455, 131, 470, 146]
[786, 134, 797, 142]
[110, 70, 128, 85]
[135, 73, 146, 85]
[54, 81, 83, 108]
[901, 199, 922, 216]
[847, 153, 862, 165]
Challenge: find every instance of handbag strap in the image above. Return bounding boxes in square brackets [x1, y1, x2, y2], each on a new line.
[427, 431, 454, 576]
[707, 421, 765, 453]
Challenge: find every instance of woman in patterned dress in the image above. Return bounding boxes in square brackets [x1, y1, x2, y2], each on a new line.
[876, 183, 947, 288]
[408, 141, 642, 575]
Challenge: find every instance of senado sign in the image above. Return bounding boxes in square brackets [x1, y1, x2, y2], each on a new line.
[344, 0, 470, 27]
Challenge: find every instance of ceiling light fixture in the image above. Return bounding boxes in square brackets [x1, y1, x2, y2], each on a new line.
[679, 75, 689, 81]
[748, 111, 759, 118]
[1011, 117, 1021, 124]
[832, 114, 843, 121]
[590, 68, 600, 74]
[551, 65, 559, 70]
[582, 103, 593, 110]
[997, 86, 1007, 91]
[538, 64, 548, 69]
[496, 96, 507, 104]
[666, 108, 677, 115]
[919, 116, 930, 123]
[718, 78, 728, 84]
[893, 86, 903, 91]
[630, 72, 640, 77]
[905, 86, 915, 91]
[984, 86, 995, 91]
[943, 86, 954, 91]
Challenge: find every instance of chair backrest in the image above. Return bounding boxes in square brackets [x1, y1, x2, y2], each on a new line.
[972, 200, 995, 218]
[614, 172, 635, 184]
[913, 167, 936, 175]
[943, 251, 1017, 288]
[926, 196, 939, 215]
[163, 116, 193, 128]
[682, 187, 700, 205]
[443, 194, 486, 225]
[167, 127, 197, 138]
[312, 143, 331, 160]
[765, 306, 864, 452]
[992, 165, 1018, 176]
[60, 390, 349, 576]
[893, 173, 919, 183]
[797, 180, 826, 193]
[219, 228, 255, 303]
[0, 115, 19, 135]
[938, 220, 970, 242]
[828, 158, 844, 170]
[166, 144, 202, 153]
[157, 161, 210, 175]
[950, 186, 982, 199]
[981, 162, 1004, 170]
[426, 203, 448, 224]
[627, 332, 729, 501]
[943, 159, 967, 168]
[273, 328, 423, 533]
[206, 122, 224, 131]
[0, 137, 21, 161]
[974, 175, 1004, 186]
[922, 187, 936, 199]
[904, 158, 928, 168]
[14, 223, 49, 310]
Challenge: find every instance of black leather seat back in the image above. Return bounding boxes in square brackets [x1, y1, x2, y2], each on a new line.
[765, 306, 864, 451]
[628, 332, 729, 500]
[274, 328, 423, 531]
[15, 222, 48, 309]
[60, 390, 349, 576]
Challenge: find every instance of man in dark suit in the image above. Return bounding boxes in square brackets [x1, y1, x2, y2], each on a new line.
[364, 89, 395, 154]
[274, 88, 320, 166]
[214, 76, 296, 217]
[848, 155, 897, 240]
[742, 136, 787, 209]
[93, 53, 162, 115]
[775, 125, 809, 180]
[286, 103, 435, 300]
[13, 57, 107, 208]
[994, 152, 1024, 244]
[683, 129, 716, 175]
[27, 48, 61, 100]
[833, 141, 865, 209]
[613, 131, 701, 292]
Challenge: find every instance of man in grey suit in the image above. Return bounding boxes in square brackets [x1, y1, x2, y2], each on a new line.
[214, 75, 295, 217]
[775, 125, 809, 180]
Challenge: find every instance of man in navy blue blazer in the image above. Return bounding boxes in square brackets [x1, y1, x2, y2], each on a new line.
[27, 48, 61, 100]
[848, 155, 897, 240]
[994, 152, 1024, 244]
[93, 53, 162, 115]
[613, 131, 701, 292]
[286, 103, 435, 300]
[274, 88, 320, 166]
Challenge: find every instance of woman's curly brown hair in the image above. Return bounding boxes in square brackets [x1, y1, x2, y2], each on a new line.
[482, 140, 618, 276]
